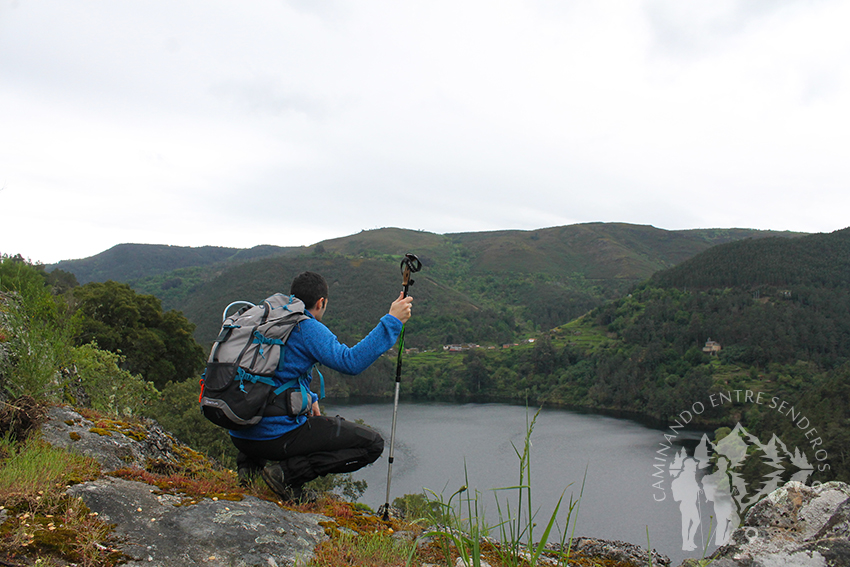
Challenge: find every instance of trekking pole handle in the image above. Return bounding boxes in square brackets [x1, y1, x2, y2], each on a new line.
[400, 253, 421, 297]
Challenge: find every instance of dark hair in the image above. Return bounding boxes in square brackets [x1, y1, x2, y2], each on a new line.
[290, 271, 328, 309]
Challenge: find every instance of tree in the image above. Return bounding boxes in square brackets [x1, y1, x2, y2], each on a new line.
[531, 336, 556, 376]
[463, 349, 490, 394]
[0, 255, 61, 322]
[72, 281, 205, 389]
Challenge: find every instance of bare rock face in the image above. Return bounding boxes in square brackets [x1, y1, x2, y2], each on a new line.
[40, 405, 191, 471]
[693, 481, 850, 567]
[67, 477, 328, 567]
[564, 537, 671, 567]
[40, 406, 330, 566]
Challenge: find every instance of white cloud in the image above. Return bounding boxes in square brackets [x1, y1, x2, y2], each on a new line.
[0, 0, 848, 264]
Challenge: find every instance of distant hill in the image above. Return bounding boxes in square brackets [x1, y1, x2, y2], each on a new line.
[47, 223, 805, 346]
[573, 226, 850, 481]
[445, 223, 798, 279]
[49, 243, 303, 284]
[594, 226, 850, 368]
[50, 224, 802, 286]
[650, 227, 850, 289]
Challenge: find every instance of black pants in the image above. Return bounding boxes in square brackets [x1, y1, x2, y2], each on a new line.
[231, 415, 384, 488]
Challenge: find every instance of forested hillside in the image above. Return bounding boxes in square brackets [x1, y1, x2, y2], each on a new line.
[375, 227, 850, 484]
[177, 254, 519, 352]
[651, 228, 850, 289]
[50, 223, 801, 349]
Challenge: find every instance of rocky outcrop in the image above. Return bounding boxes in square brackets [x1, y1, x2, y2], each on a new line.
[561, 537, 670, 566]
[40, 405, 192, 472]
[691, 481, 850, 567]
[67, 477, 328, 567]
[39, 406, 330, 566]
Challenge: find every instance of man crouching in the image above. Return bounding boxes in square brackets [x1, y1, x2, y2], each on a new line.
[229, 271, 413, 502]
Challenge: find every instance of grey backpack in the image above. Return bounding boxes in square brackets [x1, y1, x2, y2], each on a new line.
[199, 293, 312, 430]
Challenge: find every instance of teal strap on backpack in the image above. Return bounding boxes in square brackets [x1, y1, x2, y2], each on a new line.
[272, 296, 296, 312]
[313, 365, 325, 399]
[272, 376, 311, 415]
[235, 367, 276, 392]
[270, 365, 324, 415]
[252, 331, 285, 360]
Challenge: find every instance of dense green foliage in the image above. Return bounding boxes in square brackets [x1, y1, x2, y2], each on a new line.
[0, 256, 158, 416]
[0, 254, 69, 322]
[72, 281, 206, 389]
[69, 343, 161, 416]
[1, 262, 72, 400]
[1, 256, 205, 406]
[0, 256, 231, 471]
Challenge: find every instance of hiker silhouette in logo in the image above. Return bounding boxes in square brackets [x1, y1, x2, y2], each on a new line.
[670, 451, 701, 551]
[702, 455, 739, 545]
[229, 271, 413, 503]
[699, 428, 748, 546]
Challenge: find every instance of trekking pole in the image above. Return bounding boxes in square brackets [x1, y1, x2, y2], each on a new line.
[382, 253, 422, 521]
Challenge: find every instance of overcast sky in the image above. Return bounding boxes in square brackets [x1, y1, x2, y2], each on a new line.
[2, 0, 848, 264]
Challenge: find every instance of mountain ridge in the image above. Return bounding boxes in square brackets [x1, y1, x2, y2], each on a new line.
[46, 223, 807, 348]
[49, 243, 305, 284]
[48, 223, 805, 283]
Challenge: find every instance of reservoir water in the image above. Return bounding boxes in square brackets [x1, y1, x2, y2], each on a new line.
[323, 400, 714, 566]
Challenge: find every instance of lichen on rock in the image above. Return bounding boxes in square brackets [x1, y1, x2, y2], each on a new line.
[40, 405, 196, 472]
[702, 481, 850, 567]
[67, 476, 330, 566]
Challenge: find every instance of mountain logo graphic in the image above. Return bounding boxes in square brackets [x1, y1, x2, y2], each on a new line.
[667, 423, 814, 551]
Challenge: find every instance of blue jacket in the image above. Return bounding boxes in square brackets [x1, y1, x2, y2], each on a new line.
[229, 311, 403, 441]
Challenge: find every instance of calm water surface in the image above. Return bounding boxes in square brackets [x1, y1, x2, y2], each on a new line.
[322, 400, 714, 566]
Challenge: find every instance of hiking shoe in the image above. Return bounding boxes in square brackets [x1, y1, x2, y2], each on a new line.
[261, 462, 317, 504]
[237, 456, 266, 487]
[296, 487, 319, 504]
[237, 464, 262, 487]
